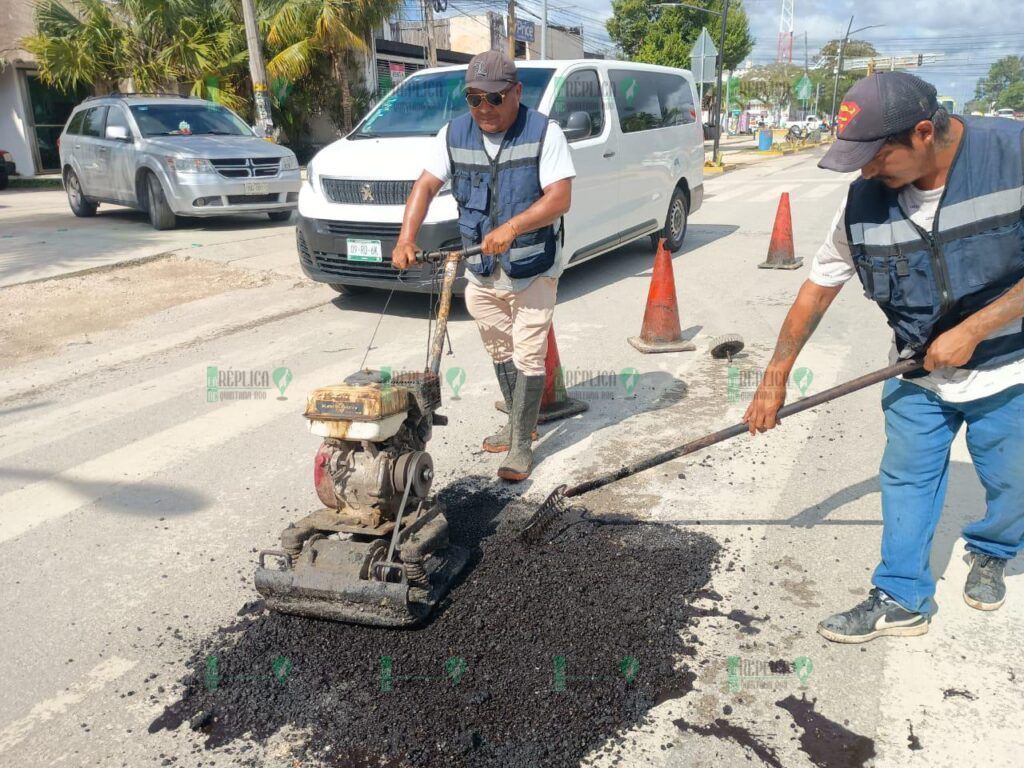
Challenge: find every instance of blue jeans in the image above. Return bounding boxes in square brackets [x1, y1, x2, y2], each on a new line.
[872, 379, 1024, 615]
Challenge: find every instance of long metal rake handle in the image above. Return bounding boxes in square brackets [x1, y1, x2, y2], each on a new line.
[563, 358, 924, 499]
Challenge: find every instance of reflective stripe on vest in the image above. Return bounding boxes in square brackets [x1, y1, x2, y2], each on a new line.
[844, 116, 1024, 371]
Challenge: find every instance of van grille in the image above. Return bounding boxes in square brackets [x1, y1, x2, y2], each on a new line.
[320, 178, 414, 205]
[211, 157, 281, 178]
[311, 251, 403, 280]
[315, 220, 403, 238]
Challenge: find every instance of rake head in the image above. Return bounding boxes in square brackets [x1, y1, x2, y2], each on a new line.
[519, 485, 571, 545]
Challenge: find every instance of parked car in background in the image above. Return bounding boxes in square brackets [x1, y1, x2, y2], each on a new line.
[297, 60, 705, 295]
[58, 94, 301, 230]
[0, 149, 14, 190]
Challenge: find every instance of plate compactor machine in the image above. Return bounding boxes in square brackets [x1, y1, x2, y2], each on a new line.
[255, 247, 479, 627]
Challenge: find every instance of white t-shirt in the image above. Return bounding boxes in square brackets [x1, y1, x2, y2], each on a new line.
[424, 121, 576, 291]
[809, 185, 1024, 402]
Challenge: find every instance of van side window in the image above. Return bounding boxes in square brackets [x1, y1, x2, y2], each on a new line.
[657, 74, 697, 126]
[81, 107, 108, 138]
[609, 70, 664, 134]
[66, 110, 86, 135]
[549, 69, 604, 140]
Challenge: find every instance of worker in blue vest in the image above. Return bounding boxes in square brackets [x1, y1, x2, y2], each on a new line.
[744, 72, 1024, 643]
[393, 51, 575, 482]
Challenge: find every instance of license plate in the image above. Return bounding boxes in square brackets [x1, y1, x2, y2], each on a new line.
[244, 181, 269, 194]
[347, 239, 382, 262]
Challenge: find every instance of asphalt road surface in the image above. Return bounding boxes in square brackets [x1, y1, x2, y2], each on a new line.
[1, 150, 1019, 767]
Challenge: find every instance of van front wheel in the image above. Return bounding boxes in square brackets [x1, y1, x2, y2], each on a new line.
[653, 188, 688, 253]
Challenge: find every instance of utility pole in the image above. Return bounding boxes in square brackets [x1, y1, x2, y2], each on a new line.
[710, 0, 730, 164]
[541, 0, 548, 60]
[423, 0, 437, 67]
[241, 0, 274, 139]
[829, 16, 853, 129]
[507, 0, 516, 59]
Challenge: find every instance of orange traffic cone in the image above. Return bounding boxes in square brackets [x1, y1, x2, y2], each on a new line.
[495, 325, 588, 424]
[628, 238, 696, 354]
[758, 192, 803, 269]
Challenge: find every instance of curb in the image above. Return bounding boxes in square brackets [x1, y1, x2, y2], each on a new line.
[2, 251, 179, 289]
[6, 177, 64, 190]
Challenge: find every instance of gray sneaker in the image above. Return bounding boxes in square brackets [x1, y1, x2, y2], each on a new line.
[964, 553, 1006, 611]
[817, 588, 929, 644]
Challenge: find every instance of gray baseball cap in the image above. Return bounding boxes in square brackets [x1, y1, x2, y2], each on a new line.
[464, 50, 518, 93]
[819, 72, 940, 172]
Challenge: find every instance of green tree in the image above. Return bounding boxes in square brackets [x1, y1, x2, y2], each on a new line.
[816, 38, 878, 72]
[996, 81, 1024, 111]
[606, 0, 753, 76]
[264, 0, 399, 132]
[23, 0, 247, 107]
[975, 55, 1024, 106]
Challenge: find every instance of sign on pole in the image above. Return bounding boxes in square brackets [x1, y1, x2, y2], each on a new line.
[689, 28, 718, 84]
[795, 74, 813, 101]
[515, 19, 535, 43]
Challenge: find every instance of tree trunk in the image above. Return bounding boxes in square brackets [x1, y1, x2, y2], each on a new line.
[333, 52, 353, 132]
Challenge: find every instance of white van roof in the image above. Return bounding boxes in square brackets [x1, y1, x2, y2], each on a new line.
[408, 59, 697, 80]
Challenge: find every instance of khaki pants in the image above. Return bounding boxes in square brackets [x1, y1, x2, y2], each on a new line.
[464, 277, 558, 376]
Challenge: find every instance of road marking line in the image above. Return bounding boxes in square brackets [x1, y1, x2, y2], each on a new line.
[0, 657, 136, 752]
[749, 184, 793, 202]
[0, 362, 340, 544]
[704, 186, 750, 203]
[0, 326, 325, 463]
[801, 183, 842, 199]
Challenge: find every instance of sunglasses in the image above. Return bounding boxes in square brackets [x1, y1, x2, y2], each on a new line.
[465, 88, 511, 108]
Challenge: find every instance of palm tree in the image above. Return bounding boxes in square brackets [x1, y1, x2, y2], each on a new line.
[24, 0, 248, 109]
[265, 0, 400, 132]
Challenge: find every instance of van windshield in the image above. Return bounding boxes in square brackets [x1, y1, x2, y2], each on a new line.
[353, 68, 555, 138]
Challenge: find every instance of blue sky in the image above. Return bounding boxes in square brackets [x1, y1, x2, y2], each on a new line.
[494, 0, 1024, 109]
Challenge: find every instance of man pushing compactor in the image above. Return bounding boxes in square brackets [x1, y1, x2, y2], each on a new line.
[745, 73, 1024, 643]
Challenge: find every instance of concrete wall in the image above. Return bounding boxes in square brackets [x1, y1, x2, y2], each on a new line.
[448, 16, 493, 56]
[0, 65, 36, 176]
[524, 27, 584, 60]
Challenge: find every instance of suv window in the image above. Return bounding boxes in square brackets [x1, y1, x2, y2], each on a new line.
[105, 106, 131, 137]
[129, 103, 252, 137]
[66, 110, 86, 135]
[549, 69, 604, 140]
[610, 70, 696, 133]
[81, 106, 108, 138]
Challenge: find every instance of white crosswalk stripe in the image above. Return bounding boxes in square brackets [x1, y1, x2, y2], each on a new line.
[801, 183, 842, 199]
[749, 184, 793, 202]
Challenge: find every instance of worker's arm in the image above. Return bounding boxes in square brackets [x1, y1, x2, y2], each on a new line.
[924, 276, 1024, 370]
[743, 279, 843, 435]
[391, 171, 445, 269]
[480, 179, 572, 255]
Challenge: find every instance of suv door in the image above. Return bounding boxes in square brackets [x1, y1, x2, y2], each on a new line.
[100, 104, 137, 202]
[546, 67, 621, 264]
[77, 105, 108, 194]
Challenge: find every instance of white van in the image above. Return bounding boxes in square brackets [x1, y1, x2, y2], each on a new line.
[297, 59, 704, 294]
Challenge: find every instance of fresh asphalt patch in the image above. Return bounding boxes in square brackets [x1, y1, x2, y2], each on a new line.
[150, 478, 721, 766]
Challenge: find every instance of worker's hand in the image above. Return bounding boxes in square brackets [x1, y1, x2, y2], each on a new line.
[924, 324, 983, 371]
[481, 222, 517, 256]
[391, 241, 418, 270]
[743, 368, 789, 436]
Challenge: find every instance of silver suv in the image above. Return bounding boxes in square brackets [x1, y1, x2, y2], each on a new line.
[59, 94, 301, 229]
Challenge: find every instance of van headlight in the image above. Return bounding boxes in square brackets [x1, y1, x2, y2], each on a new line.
[280, 155, 299, 171]
[166, 156, 215, 174]
[305, 159, 317, 189]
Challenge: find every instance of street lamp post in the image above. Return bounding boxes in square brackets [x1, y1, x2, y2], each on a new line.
[828, 18, 884, 131]
[653, 1, 730, 164]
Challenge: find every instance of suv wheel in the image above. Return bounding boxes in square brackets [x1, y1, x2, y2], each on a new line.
[145, 173, 177, 230]
[66, 169, 98, 217]
[651, 187, 688, 253]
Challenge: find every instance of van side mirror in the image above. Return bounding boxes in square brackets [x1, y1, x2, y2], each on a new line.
[563, 111, 592, 142]
[105, 125, 131, 142]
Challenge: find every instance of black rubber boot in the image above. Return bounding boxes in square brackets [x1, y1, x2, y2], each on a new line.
[497, 374, 545, 482]
[482, 361, 538, 453]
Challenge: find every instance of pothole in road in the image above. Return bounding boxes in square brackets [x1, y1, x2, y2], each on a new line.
[150, 478, 721, 767]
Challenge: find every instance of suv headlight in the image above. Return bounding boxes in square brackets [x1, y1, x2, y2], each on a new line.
[280, 155, 299, 171]
[166, 156, 216, 174]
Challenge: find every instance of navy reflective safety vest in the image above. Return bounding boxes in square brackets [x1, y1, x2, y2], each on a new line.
[844, 116, 1024, 372]
[446, 105, 557, 279]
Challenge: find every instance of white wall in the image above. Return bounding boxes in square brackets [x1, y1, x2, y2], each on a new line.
[0, 65, 37, 176]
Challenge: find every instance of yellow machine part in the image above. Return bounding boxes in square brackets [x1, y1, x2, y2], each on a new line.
[304, 382, 409, 422]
